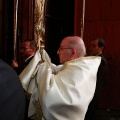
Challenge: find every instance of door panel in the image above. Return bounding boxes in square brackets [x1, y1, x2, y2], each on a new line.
[75, 0, 120, 110]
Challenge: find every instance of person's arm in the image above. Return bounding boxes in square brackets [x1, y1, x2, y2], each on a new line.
[11, 60, 18, 67]
[11, 60, 21, 74]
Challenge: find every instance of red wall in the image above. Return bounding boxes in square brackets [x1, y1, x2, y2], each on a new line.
[74, 0, 120, 110]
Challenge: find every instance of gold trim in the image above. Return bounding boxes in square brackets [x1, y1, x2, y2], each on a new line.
[34, 0, 46, 50]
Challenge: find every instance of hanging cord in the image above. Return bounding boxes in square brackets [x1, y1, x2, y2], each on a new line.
[81, 0, 85, 39]
[32, 1, 46, 119]
[13, 0, 18, 61]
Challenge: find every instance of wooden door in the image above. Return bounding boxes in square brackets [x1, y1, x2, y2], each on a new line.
[2, 0, 34, 71]
[17, 0, 34, 71]
[75, 0, 120, 110]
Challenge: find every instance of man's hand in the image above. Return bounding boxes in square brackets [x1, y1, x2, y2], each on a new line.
[11, 60, 18, 67]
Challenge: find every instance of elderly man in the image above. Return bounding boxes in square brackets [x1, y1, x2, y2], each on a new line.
[20, 36, 101, 120]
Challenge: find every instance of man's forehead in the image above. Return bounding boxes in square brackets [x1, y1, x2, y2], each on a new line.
[22, 41, 30, 45]
[60, 41, 67, 47]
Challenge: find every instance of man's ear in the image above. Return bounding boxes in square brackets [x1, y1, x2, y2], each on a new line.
[100, 46, 104, 51]
[71, 48, 77, 58]
[31, 48, 34, 52]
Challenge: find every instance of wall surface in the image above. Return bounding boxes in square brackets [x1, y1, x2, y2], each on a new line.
[74, 0, 120, 110]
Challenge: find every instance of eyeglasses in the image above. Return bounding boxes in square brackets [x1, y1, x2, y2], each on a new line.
[21, 47, 31, 50]
[58, 47, 72, 51]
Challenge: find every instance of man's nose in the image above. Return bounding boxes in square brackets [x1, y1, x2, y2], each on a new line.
[57, 50, 59, 54]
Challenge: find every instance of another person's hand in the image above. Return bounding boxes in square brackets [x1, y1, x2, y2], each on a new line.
[11, 60, 18, 68]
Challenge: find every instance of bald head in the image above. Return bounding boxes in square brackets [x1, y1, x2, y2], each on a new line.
[61, 36, 86, 57]
[57, 36, 86, 64]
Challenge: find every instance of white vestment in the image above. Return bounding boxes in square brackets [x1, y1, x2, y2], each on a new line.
[19, 50, 101, 120]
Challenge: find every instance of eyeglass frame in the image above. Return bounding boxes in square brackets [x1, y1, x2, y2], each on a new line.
[20, 47, 31, 50]
[58, 47, 73, 51]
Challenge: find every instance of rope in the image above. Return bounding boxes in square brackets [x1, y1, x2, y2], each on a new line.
[81, 0, 85, 39]
[13, 0, 18, 61]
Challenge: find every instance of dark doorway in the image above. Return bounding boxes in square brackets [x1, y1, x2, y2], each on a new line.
[45, 0, 74, 65]
[2, 0, 14, 64]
